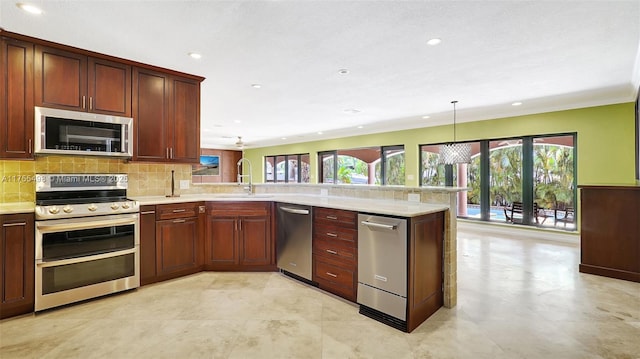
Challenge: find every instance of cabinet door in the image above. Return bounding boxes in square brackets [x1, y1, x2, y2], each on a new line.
[205, 216, 238, 265]
[170, 77, 200, 163]
[88, 57, 131, 116]
[133, 68, 170, 161]
[139, 206, 157, 285]
[240, 216, 272, 266]
[34, 45, 87, 111]
[1, 38, 34, 158]
[0, 213, 35, 319]
[156, 218, 198, 276]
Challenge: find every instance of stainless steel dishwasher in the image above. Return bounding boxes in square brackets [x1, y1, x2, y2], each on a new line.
[357, 214, 408, 331]
[276, 203, 313, 281]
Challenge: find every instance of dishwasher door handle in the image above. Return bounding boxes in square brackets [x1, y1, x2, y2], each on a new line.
[280, 207, 310, 215]
[360, 221, 397, 230]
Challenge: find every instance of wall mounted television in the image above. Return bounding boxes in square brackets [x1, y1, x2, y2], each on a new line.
[193, 155, 220, 176]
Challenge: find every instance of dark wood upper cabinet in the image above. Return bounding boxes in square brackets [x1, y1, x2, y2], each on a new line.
[34, 45, 131, 116]
[170, 77, 200, 163]
[133, 67, 200, 163]
[1, 37, 34, 158]
[133, 68, 170, 161]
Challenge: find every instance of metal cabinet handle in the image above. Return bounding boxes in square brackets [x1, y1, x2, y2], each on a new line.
[82, 95, 86, 109]
[172, 209, 186, 213]
[326, 272, 338, 278]
[360, 221, 397, 230]
[3, 222, 26, 227]
[173, 219, 186, 223]
[280, 207, 309, 215]
[326, 232, 338, 237]
[170, 148, 173, 159]
[326, 215, 338, 220]
[325, 249, 338, 255]
[140, 211, 156, 215]
[89, 97, 93, 110]
[28, 139, 32, 154]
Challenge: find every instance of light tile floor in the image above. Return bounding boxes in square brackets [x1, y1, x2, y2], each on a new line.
[1, 226, 639, 358]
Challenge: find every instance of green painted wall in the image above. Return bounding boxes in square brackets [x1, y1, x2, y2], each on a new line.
[244, 102, 636, 187]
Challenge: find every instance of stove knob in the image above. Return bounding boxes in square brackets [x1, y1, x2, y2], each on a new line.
[122, 203, 130, 209]
[88, 204, 98, 212]
[48, 206, 60, 214]
[111, 203, 120, 210]
[63, 205, 73, 214]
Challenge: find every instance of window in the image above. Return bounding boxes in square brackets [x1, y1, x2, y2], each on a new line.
[420, 134, 575, 230]
[264, 154, 310, 183]
[319, 146, 405, 185]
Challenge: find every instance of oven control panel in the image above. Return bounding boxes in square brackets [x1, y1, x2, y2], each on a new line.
[36, 201, 140, 220]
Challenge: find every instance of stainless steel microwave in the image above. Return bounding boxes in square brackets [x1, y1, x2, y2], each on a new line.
[34, 107, 133, 158]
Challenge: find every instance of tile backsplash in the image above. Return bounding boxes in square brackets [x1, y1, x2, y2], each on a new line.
[0, 157, 193, 202]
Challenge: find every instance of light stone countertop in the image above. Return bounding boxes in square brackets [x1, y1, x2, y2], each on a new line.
[0, 202, 35, 215]
[130, 193, 449, 217]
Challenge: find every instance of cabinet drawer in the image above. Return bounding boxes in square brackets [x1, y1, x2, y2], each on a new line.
[207, 201, 271, 217]
[314, 223, 356, 243]
[314, 256, 355, 288]
[156, 202, 202, 220]
[313, 238, 356, 264]
[314, 207, 357, 228]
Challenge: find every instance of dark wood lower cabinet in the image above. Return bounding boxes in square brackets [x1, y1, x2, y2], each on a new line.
[407, 211, 445, 332]
[139, 205, 157, 285]
[205, 202, 275, 271]
[156, 217, 199, 276]
[0, 213, 34, 319]
[579, 185, 640, 282]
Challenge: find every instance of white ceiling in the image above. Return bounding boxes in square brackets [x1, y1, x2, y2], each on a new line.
[2, 1, 639, 149]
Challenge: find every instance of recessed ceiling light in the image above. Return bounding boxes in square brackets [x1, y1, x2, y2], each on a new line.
[281, 137, 287, 140]
[427, 38, 441, 46]
[357, 125, 364, 129]
[251, 84, 262, 89]
[343, 109, 361, 114]
[512, 102, 523, 106]
[188, 52, 202, 59]
[317, 131, 323, 135]
[422, 115, 430, 119]
[338, 69, 349, 75]
[16, 3, 42, 14]
[234, 120, 241, 124]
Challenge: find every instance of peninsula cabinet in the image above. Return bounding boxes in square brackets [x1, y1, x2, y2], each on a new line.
[34, 45, 131, 116]
[579, 185, 640, 282]
[0, 37, 34, 159]
[133, 68, 201, 163]
[205, 202, 276, 271]
[155, 202, 204, 278]
[0, 213, 34, 319]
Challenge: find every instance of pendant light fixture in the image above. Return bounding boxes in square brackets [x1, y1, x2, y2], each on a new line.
[439, 100, 471, 164]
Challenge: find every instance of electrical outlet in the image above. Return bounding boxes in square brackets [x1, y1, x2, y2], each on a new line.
[179, 180, 190, 189]
[408, 193, 420, 202]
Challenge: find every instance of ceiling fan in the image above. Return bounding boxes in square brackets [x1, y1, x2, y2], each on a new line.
[235, 136, 245, 149]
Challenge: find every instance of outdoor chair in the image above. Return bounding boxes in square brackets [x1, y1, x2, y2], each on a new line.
[554, 207, 575, 227]
[504, 201, 552, 225]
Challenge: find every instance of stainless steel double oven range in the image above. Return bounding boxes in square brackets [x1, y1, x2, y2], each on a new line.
[34, 174, 140, 311]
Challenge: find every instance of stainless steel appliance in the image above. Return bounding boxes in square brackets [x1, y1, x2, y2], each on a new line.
[357, 214, 408, 331]
[34, 174, 140, 311]
[276, 203, 312, 281]
[34, 106, 133, 157]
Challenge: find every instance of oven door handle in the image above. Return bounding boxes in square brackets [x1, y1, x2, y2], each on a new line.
[36, 216, 137, 232]
[36, 248, 137, 267]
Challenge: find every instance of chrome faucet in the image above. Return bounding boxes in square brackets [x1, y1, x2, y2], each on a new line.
[236, 157, 253, 194]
